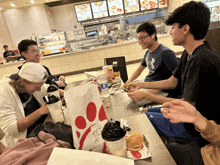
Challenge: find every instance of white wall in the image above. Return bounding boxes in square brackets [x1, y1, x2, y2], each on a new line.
[3, 4, 51, 46]
[44, 4, 54, 30]
[0, 11, 14, 58]
[50, 4, 84, 33]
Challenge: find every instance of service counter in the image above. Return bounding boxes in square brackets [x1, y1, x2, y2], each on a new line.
[0, 34, 183, 79]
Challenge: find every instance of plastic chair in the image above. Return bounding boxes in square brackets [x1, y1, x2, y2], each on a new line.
[104, 56, 128, 83]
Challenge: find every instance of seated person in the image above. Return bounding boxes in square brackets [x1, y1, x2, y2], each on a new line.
[17, 39, 67, 90]
[0, 62, 68, 147]
[3, 45, 16, 62]
[161, 100, 220, 165]
[0, 62, 50, 147]
[0, 131, 71, 165]
[127, 1, 220, 141]
[125, 21, 179, 106]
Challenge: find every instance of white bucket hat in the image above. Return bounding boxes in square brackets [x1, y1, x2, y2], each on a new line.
[10, 62, 49, 83]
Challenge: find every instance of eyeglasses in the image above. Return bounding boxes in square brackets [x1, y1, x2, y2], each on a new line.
[137, 35, 149, 41]
[26, 49, 40, 54]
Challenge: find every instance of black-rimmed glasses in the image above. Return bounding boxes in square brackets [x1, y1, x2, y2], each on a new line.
[137, 35, 149, 41]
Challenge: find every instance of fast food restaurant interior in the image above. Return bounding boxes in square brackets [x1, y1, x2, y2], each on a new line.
[0, 0, 219, 79]
[0, 0, 220, 164]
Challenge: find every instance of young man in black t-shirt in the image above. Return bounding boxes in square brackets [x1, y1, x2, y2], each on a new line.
[127, 1, 220, 140]
[17, 40, 67, 89]
[3, 45, 16, 62]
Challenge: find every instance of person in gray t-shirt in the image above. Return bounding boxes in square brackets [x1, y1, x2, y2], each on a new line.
[126, 22, 179, 106]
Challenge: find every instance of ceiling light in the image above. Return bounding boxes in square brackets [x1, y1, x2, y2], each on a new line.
[11, 3, 15, 7]
[30, 0, 34, 3]
[0, 7, 2, 10]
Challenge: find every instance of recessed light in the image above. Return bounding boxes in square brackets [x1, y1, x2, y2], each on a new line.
[30, 0, 34, 3]
[11, 3, 15, 7]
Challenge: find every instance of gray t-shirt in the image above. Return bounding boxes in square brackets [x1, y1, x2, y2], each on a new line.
[141, 44, 179, 82]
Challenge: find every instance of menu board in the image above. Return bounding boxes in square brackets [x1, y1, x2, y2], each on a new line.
[158, 0, 168, 8]
[91, 0, 108, 19]
[202, 0, 220, 22]
[75, 3, 93, 22]
[140, 0, 158, 10]
[107, 0, 124, 16]
[124, 0, 140, 13]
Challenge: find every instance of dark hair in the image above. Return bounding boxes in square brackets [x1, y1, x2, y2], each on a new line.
[136, 21, 158, 41]
[3, 45, 8, 48]
[165, 1, 210, 40]
[18, 39, 37, 58]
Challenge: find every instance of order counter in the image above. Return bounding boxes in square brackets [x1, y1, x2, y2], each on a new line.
[0, 34, 183, 79]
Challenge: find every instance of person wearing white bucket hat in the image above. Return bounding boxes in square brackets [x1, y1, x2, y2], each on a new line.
[0, 62, 51, 147]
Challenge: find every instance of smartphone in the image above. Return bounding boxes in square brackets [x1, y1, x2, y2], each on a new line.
[123, 86, 129, 92]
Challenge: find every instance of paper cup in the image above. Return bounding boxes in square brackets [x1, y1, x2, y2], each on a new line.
[105, 136, 127, 157]
[47, 100, 64, 123]
[63, 108, 71, 126]
[48, 90, 60, 99]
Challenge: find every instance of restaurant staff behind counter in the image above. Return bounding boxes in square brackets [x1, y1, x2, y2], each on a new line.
[3, 45, 16, 62]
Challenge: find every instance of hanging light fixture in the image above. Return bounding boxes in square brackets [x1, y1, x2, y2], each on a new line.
[11, 3, 15, 7]
[30, 0, 34, 3]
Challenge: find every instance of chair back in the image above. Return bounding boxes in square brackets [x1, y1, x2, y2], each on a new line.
[104, 56, 128, 83]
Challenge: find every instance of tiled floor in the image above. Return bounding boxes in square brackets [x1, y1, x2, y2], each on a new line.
[65, 62, 149, 83]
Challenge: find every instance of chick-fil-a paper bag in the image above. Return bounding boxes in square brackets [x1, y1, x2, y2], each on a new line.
[64, 83, 107, 152]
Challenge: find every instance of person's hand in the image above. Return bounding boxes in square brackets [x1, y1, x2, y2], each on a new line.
[55, 81, 66, 87]
[39, 104, 49, 115]
[58, 76, 65, 82]
[161, 99, 202, 124]
[60, 97, 66, 106]
[5, 57, 10, 61]
[127, 90, 146, 102]
[127, 82, 140, 92]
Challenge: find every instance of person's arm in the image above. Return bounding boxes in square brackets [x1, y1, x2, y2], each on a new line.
[17, 105, 49, 133]
[126, 65, 145, 84]
[199, 120, 220, 146]
[161, 100, 220, 145]
[0, 87, 49, 138]
[161, 99, 205, 125]
[128, 75, 178, 91]
[162, 50, 179, 72]
[58, 75, 65, 82]
[128, 90, 175, 104]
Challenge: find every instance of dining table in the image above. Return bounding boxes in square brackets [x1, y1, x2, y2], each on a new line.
[64, 80, 176, 165]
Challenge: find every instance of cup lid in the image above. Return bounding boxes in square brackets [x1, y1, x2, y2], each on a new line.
[46, 95, 60, 104]
[47, 84, 59, 92]
[101, 118, 126, 141]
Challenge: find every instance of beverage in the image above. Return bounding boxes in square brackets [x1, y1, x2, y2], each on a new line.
[100, 74, 110, 98]
[101, 119, 127, 157]
[46, 95, 64, 123]
[47, 84, 60, 98]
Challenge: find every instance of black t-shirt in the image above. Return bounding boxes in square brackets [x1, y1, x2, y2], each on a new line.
[19, 93, 48, 137]
[3, 50, 15, 58]
[173, 41, 220, 137]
